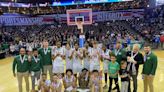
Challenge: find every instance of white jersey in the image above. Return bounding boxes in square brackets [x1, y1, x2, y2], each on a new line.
[64, 48, 73, 69]
[52, 46, 65, 73]
[52, 47, 64, 62]
[10, 45, 15, 52]
[100, 49, 110, 61]
[83, 47, 91, 70]
[72, 48, 83, 73]
[51, 81, 61, 88]
[100, 49, 110, 72]
[72, 48, 83, 63]
[89, 47, 101, 71]
[90, 47, 100, 64]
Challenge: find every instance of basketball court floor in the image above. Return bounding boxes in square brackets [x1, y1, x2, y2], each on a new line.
[0, 50, 164, 92]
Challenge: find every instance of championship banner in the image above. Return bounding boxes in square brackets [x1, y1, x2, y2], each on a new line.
[52, 9, 144, 23]
[0, 16, 54, 26]
[0, 9, 144, 26]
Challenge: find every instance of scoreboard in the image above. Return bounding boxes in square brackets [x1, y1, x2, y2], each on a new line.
[52, 0, 133, 6]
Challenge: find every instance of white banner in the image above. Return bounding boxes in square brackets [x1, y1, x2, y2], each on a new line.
[0, 16, 54, 26]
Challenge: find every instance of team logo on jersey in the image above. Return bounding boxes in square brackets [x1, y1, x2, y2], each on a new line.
[147, 57, 150, 60]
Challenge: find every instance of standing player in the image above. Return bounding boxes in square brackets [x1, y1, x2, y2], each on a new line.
[71, 43, 83, 77]
[12, 47, 30, 92]
[83, 42, 91, 70]
[30, 48, 43, 92]
[38, 39, 52, 80]
[52, 41, 65, 77]
[65, 43, 73, 70]
[89, 41, 101, 72]
[101, 45, 110, 88]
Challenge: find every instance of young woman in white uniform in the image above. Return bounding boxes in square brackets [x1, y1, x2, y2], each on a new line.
[52, 42, 65, 76]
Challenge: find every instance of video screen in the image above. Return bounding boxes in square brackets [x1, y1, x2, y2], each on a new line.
[52, 0, 133, 6]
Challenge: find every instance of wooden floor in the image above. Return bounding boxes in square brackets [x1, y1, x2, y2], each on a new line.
[0, 50, 164, 92]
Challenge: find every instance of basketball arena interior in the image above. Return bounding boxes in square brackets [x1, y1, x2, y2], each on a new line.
[0, 0, 164, 92]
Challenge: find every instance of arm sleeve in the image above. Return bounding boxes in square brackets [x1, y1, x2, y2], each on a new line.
[150, 56, 158, 75]
[12, 57, 17, 74]
[137, 53, 144, 65]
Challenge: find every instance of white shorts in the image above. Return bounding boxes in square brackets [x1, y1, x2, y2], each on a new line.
[66, 59, 73, 70]
[73, 62, 83, 74]
[90, 63, 100, 72]
[103, 60, 109, 73]
[53, 61, 65, 73]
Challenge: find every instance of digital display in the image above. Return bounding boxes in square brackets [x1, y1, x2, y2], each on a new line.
[52, 0, 133, 6]
[156, 0, 164, 6]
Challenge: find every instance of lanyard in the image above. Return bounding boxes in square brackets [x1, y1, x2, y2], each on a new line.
[20, 55, 25, 64]
[33, 56, 38, 63]
[144, 51, 151, 62]
[44, 48, 48, 55]
[131, 51, 138, 58]
[115, 49, 120, 56]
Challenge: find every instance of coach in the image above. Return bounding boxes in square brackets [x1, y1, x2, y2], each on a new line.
[12, 48, 30, 92]
[127, 44, 144, 92]
[142, 44, 158, 92]
[38, 39, 53, 80]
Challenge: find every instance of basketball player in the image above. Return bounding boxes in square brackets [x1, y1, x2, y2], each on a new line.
[12, 47, 30, 92]
[38, 73, 51, 92]
[63, 69, 77, 92]
[71, 43, 83, 77]
[83, 42, 91, 70]
[52, 41, 65, 77]
[89, 70, 103, 92]
[64, 43, 73, 70]
[101, 45, 110, 88]
[50, 74, 62, 92]
[38, 39, 53, 80]
[89, 41, 101, 72]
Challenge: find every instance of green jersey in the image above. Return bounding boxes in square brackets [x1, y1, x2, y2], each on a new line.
[108, 61, 120, 78]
